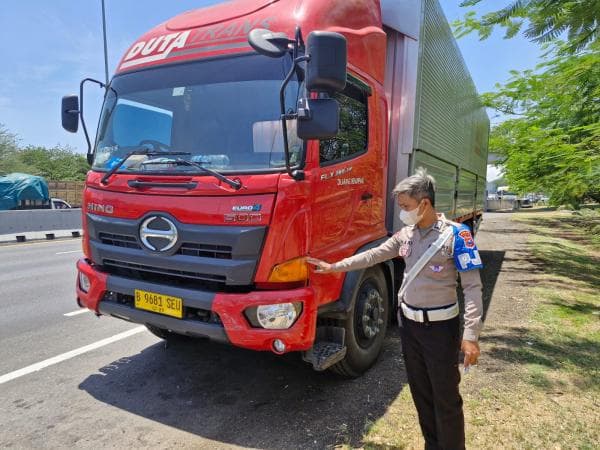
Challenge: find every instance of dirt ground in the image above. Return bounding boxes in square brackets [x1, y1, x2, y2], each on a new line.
[361, 211, 599, 449]
[459, 212, 538, 392]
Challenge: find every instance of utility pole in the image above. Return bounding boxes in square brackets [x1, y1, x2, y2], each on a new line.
[101, 0, 109, 87]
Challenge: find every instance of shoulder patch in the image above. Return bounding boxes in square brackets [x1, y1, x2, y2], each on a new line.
[452, 225, 483, 272]
[458, 229, 475, 248]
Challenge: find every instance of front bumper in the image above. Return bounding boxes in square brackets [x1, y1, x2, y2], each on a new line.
[76, 259, 317, 353]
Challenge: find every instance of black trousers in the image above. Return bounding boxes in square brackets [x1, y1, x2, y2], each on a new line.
[400, 314, 465, 450]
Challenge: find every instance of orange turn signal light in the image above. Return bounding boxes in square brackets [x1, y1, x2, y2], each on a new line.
[268, 257, 309, 283]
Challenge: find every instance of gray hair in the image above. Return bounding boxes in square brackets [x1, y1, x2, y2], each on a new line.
[392, 167, 436, 206]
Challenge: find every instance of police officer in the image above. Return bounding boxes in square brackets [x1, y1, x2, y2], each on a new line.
[307, 168, 483, 450]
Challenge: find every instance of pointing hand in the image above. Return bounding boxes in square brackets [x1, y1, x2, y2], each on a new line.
[306, 257, 334, 274]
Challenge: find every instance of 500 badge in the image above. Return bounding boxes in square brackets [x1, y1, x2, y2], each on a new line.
[224, 213, 262, 223]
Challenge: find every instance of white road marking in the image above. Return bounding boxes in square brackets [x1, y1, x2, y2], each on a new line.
[0, 238, 82, 249]
[63, 309, 89, 317]
[56, 250, 81, 255]
[0, 327, 145, 385]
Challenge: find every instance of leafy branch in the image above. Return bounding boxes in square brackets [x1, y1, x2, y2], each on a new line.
[453, 0, 600, 54]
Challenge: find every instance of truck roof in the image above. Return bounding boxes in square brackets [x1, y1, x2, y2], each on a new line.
[115, 0, 406, 84]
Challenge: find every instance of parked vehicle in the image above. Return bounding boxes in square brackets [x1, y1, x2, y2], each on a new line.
[519, 198, 533, 208]
[1, 173, 47, 210]
[0, 173, 73, 211]
[496, 186, 518, 201]
[50, 198, 72, 209]
[497, 186, 532, 208]
[62, 0, 488, 376]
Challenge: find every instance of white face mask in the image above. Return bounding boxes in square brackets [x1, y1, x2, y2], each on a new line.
[399, 202, 424, 225]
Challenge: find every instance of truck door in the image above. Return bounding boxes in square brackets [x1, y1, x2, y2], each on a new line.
[310, 79, 375, 255]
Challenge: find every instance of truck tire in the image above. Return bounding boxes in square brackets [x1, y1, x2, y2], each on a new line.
[331, 266, 389, 377]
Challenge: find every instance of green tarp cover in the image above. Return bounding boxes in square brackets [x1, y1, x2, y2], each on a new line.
[0, 173, 49, 210]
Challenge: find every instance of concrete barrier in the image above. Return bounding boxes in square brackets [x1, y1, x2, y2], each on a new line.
[486, 198, 517, 211]
[0, 209, 82, 243]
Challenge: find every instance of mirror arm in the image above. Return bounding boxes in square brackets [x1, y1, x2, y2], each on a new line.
[294, 55, 310, 64]
[79, 78, 106, 161]
[279, 31, 306, 182]
[280, 68, 301, 180]
[295, 26, 305, 49]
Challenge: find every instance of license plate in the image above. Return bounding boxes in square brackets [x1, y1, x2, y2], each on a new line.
[134, 289, 183, 319]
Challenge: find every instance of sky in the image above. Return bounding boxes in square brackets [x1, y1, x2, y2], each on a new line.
[0, 0, 542, 155]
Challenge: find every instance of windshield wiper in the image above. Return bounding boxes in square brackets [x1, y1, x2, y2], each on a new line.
[141, 158, 242, 190]
[100, 149, 191, 185]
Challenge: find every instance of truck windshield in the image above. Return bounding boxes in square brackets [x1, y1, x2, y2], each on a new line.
[93, 54, 302, 174]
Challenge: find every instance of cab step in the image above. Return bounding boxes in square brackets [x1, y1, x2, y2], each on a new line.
[303, 326, 347, 371]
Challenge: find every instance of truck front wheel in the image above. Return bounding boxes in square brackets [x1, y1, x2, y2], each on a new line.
[331, 266, 389, 377]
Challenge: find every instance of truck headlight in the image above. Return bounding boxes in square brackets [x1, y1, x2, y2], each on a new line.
[258, 303, 298, 329]
[246, 302, 302, 329]
[79, 271, 91, 293]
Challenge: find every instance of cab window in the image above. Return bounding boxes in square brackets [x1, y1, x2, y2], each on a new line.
[319, 82, 368, 166]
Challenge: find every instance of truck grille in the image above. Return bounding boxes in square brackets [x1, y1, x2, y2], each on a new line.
[99, 232, 233, 259]
[99, 232, 139, 249]
[88, 213, 265, 287]
[178, 243, 232, 259]
[103, 259, 226, 290]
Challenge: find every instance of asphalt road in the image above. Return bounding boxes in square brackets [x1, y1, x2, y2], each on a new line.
[0, 216, 507, 448]
[0, 237, 407, 449]
[0, 239, 139, 373]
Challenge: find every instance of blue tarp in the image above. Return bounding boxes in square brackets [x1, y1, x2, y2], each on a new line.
[0, 173, 49, 210]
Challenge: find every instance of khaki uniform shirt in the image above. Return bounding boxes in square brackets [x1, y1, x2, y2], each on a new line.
[331, 214, 483, 341]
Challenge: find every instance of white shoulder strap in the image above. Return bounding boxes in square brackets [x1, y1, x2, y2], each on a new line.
[399, 226, 454, 300]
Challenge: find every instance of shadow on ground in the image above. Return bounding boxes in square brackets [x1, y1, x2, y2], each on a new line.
[79, 328, 406, 449]
[517, 214, 600, 250]
[509, 218, 600, 287]
[484, 325, 600, 390]
[457, 249, 505, 324]
[477, 250, 505, 322]
[531, 240, 600, 286]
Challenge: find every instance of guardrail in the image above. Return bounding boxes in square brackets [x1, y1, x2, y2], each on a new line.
[0, 209, 82, 243]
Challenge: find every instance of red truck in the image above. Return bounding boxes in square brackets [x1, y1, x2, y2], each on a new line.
[62, 0, 488, 376]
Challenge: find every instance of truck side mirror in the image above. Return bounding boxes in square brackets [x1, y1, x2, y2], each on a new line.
[297, 98, 339, 140]
[61, 95, 80, 133]
[306, 31, 347, 93]
[248, 28, 292, 58]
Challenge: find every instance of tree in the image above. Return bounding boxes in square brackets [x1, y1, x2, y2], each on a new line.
[453, 1, 600, 207]
[0, 124, 28, 175]
[453, 0, 600, 53]
[484, 43, 600, 206]
[0, 124, 17, 153]
[18, 146, 89, 181]
[0, 124, 89, 180]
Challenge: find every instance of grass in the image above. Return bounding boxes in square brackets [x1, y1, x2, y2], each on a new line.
[349, 210, 600, 449]
[520, 214, 600, 395]
[518, 205, 600, 248]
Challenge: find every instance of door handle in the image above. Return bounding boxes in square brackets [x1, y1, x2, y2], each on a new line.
[361, 192, 373, 201]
